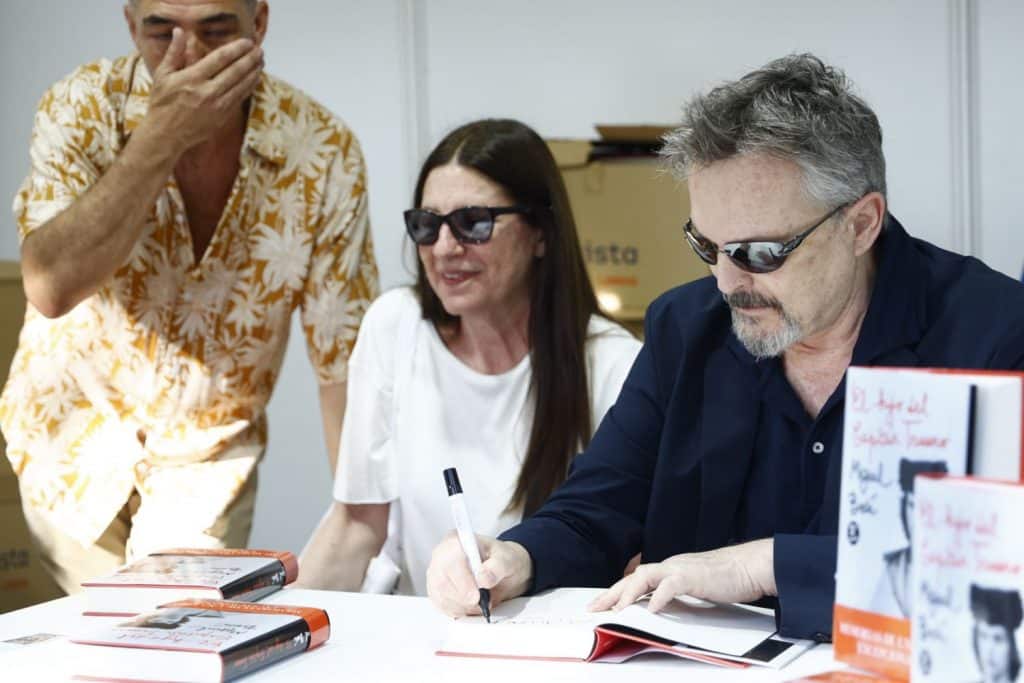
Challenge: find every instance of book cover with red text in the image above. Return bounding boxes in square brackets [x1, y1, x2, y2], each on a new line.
[833, 367, 1024, 679]
[911, 476, 1024, 682]
[71, 598, 329, 682]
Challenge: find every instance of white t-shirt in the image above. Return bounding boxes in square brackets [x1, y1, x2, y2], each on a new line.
[332, 287, 642, 595]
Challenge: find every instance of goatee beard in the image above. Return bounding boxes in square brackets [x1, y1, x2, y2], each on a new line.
[724, 291, 803, 359]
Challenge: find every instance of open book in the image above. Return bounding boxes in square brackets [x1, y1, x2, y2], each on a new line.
[437, 588, 814, 668]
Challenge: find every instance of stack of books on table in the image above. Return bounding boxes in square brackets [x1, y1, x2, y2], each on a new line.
[68, 548, 331, 682]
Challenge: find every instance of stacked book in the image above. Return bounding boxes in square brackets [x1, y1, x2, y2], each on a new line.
[80, 548, 299, 617]
[69, 548, 330, 682]
[72, 599, 329, 682]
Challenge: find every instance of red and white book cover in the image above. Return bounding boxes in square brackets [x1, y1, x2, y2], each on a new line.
[911, 476, 1024, 682]
[834, 367, 1024, 680]
[71, 599, 329, 682]
[81, 548, 299, 616]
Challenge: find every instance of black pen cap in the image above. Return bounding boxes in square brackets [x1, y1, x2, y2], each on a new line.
[443, 467, 463, 496]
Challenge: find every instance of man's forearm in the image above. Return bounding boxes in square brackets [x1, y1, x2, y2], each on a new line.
[21, 121, 181, 318]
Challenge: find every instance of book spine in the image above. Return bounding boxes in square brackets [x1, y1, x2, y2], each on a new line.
[221, 621, 311, 682]
[219, 560, 287, 602]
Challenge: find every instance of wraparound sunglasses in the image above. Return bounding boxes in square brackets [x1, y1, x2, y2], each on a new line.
[683, 203, 848, 274]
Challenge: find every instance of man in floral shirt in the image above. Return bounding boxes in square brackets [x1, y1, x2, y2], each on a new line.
[0, 0, 378, 593]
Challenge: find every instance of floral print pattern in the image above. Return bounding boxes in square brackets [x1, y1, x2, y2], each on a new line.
[0, 56, 378, 545]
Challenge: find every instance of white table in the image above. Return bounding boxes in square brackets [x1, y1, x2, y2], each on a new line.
[0, 589, 846, 681]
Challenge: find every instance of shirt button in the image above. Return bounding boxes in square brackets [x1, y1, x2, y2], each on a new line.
[811, 441, 825, 454]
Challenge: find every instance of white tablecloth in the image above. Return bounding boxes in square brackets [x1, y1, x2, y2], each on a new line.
[0, 588, 846, 682]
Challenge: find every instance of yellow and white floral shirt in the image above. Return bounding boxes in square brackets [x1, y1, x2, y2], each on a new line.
[0, 56, 378, 546]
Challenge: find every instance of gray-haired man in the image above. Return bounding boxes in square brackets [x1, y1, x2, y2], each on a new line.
[425, 53, 1024, 640]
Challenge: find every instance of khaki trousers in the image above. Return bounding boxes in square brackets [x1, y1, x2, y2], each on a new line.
[22, 470, 258, 596]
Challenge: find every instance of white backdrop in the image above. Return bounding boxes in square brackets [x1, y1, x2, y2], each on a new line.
[0, 1, 1021, 556]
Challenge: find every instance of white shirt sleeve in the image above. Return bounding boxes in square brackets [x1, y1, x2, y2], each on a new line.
[585, 316, 643, 428]
[332, 289, 417, 504]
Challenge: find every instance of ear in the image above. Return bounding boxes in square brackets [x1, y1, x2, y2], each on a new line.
[251, 1, 269, 45]
[846, 191, 886, 257]
[124, 3, 139, 46]
[534, 233, 546, 259]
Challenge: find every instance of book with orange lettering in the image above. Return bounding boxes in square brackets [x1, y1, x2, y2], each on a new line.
[911, 476, 1024, 682]
[833, 367, 1024, 679]
[81, 548, 298, 616]
[70, 599, 329, 682]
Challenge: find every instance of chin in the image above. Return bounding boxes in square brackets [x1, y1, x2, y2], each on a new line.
[731, 312, 803, 360]
[435, 293, 477, 319]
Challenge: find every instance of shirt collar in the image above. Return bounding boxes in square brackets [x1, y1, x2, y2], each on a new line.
[849, 213, 927, 364]
[723, 212, 926, 367]
[121, 54, 286, 166]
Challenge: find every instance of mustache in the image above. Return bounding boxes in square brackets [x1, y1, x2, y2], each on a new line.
[723, 290, 782, 310]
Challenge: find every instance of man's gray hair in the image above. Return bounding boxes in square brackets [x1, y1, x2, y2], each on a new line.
[661, 53, 886, 207]
[129, 0, 258, 8]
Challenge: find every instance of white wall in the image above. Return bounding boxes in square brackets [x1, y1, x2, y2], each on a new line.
[1, 1, 1021, 555]
[977, 0, 1024, 278]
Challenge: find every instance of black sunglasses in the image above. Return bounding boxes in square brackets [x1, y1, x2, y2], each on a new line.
[403, 206, 531, 246]
[682, 203, 848, 274]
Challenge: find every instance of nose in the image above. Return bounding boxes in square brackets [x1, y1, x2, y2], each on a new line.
[431, 223, 464, 257]
[183, 32, 209, 66]
[711, 255, 754, 298]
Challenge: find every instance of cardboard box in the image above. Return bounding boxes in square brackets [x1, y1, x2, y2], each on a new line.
[0, 261, 25, 505]
[0, 501, 62, 612]
[548, 126, 710, 323]
[0, 262, 61, 612]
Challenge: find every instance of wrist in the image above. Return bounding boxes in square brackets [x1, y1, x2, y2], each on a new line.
[130, 115, 187, 168]
[748, 538, 777, 597]
[505, 541, 534, 597]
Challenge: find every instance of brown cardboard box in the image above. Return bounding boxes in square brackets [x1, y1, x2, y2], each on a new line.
[548, 126, 710, 323]
[0, 501, 62, 612]
[0, 262, 62, 612]
[0, 261, 24, 505]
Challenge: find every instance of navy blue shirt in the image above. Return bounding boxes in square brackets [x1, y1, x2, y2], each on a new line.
[736, 360, 842, 543]
[501, 216, 1024, 640]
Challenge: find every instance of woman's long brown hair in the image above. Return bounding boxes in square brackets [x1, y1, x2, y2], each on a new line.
[411, 119, 601, 517]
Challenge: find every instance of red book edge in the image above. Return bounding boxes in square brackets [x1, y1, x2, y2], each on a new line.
[589, 626, 749, 667]
[435, 624, 749, 667]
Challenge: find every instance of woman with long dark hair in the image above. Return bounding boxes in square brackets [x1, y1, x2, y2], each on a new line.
[298, 119, 640, 594]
